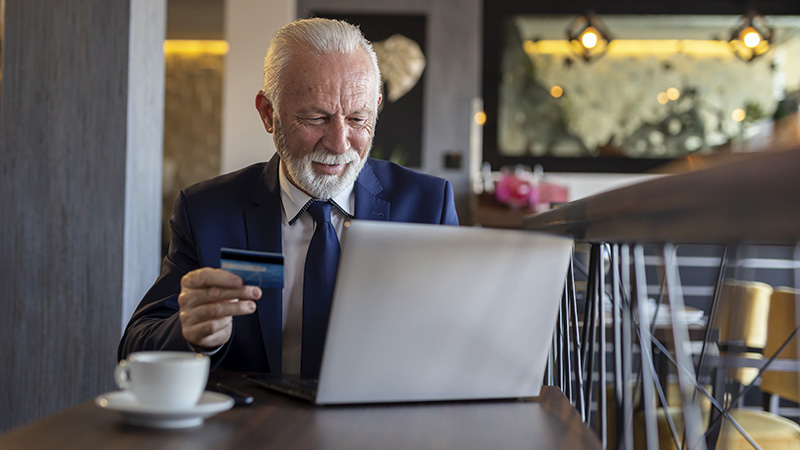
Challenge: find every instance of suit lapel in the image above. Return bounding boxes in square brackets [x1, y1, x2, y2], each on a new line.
[243, 155, 283, 373]
[354, 160, 390, 221]
[245, 155, 283, 254]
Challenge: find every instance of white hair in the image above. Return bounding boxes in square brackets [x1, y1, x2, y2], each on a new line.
[262, 18, 381, 114]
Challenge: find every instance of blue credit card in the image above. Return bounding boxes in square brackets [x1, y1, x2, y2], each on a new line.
[220, 248, 284, 289]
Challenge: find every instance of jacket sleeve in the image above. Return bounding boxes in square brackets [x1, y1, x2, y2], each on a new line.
[117, 191, 231, 363]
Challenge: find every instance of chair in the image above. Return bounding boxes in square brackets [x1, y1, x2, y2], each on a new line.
[714, 280, 772, 386]
[636, 280, 800, 449]
[760, 287, 800, 411]
[704, 281, 800, 449]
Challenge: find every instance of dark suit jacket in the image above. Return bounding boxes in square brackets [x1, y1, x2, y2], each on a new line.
[118, 155, 459, 372]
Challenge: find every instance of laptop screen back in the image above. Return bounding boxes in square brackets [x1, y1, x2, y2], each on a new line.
[315, 221, 573, 404]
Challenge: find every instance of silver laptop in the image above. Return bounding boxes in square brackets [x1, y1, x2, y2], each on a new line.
[249, 220, 573, 405]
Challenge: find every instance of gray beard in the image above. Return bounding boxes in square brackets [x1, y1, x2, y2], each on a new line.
[273, 117, 370, 199]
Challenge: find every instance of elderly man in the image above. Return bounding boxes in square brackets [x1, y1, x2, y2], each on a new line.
[118, 18, 458, 376]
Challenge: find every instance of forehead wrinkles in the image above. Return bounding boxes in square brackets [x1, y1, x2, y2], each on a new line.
[282, 51, 377, 113]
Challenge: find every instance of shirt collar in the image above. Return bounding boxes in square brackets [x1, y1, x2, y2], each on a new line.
[278, 160, 355, 224]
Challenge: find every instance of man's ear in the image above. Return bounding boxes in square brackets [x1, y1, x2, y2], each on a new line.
[377, 93, 383, 110]
[255, 91, 275, 134]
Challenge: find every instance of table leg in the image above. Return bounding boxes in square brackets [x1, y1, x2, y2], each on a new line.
[662, 243, 708, 450]
[568, 258, 588, 421]
[632, 244, 660, 450]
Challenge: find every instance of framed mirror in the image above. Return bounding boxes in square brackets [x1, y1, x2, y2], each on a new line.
[482, 2, 800, 172]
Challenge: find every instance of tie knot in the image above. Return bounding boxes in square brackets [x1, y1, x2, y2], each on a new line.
[307, 200, 332, 225]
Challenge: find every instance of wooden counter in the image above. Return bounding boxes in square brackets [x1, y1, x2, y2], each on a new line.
[524, 147, 800, 244]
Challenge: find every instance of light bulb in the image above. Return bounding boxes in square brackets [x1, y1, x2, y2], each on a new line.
[743, 31, 761, 48]
[581, 30, 598, 49]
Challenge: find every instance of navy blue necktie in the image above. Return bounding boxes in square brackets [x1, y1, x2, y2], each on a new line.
[301, 201, 340, 377]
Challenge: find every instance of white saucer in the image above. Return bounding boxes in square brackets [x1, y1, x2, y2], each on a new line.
[95, 390, 234, 429]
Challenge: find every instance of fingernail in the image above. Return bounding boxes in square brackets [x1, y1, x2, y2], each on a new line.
[251, 287, 262, 298]
[248, 302, 257, 312]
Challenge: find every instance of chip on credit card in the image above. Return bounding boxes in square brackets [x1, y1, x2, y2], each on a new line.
[220, 248, 284, 289]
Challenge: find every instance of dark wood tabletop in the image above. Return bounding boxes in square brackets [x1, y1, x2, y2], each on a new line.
[0, 372, 600, 450]
[523, 146, 800, 245]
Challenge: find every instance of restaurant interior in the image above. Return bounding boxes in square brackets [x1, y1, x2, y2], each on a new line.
[2, 0, 800, 448]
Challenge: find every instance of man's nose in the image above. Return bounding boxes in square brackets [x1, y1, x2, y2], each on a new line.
[323, 119, 351, 154]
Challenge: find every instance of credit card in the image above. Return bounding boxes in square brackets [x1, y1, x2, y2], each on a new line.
[220, 248, 284, 289]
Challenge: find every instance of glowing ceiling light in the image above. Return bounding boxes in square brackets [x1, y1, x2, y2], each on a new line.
[566, 12, 612, 63]
[657, 92, 669, 105]
[732, 108, 746, 122]
[581, 29, 599, 49]
[550, 85, 564, 98]
[728, 12, 773, 61]
[474, 111, 487, 126]
[742, 29, 761, 48]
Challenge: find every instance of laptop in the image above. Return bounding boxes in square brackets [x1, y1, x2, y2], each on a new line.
[248, 220, 573, 405]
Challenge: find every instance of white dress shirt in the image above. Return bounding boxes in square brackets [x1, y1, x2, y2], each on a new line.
[278, 161, 354, 374]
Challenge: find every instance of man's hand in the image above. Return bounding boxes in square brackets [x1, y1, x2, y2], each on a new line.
[178, 268, 262, 349]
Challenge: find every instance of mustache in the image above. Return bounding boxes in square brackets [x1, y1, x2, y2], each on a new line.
[307, 149, 360, 165]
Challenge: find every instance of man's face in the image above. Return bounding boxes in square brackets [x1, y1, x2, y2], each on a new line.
[258, 50, 381, 199]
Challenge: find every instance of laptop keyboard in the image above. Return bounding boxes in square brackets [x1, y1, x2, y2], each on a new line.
[281, 377, 318, 394]
[247, 374, 319, 400]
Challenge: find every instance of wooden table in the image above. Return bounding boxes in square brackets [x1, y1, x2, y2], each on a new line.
[0, 373, 601, 450]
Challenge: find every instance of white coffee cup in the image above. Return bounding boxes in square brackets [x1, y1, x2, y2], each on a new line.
[115, 351, 210, 409]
